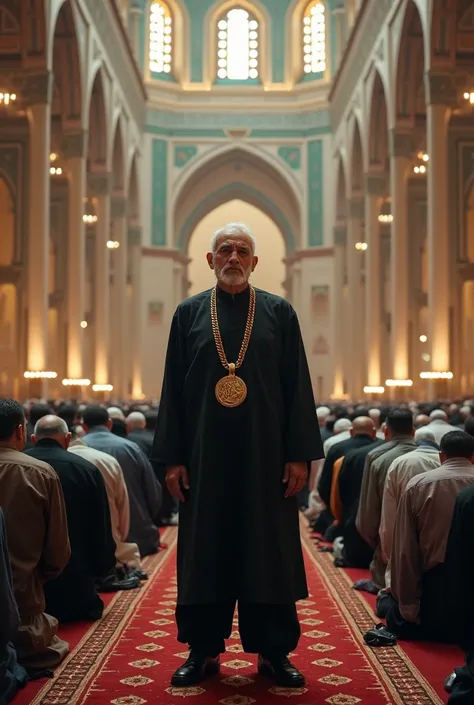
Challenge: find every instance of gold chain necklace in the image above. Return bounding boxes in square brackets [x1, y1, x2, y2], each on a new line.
[211, 284, 256, 407]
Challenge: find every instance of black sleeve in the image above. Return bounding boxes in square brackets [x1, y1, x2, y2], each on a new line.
[86, 467, 117, 577]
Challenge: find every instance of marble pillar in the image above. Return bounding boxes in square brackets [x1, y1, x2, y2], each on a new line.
[332, 224, 346, 397]
[347, 197, 365, 398]
[129, 225, 143, 399]
[111, 196, 128, 398]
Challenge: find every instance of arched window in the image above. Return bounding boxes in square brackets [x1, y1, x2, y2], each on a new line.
[216, 7, 259, 81]
[149, 1, 172, 75]
[303, 1, 326, 75]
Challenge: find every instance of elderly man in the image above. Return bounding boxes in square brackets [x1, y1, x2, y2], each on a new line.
[153, 222, 322, 688]
[68, 432, 143, 575]
[0, 399, 70, 670]
[379, 429, 440, 595]
[355, 408, 416, 592]
[423, 409, 459, 444]
[386, 431, 474, 641]
[126, 412, 152, 456]
[323, 418, 352, 455]
[26, 416, 116, 622]
[83, 406, 162, 557]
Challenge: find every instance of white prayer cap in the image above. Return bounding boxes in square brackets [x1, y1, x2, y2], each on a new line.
[429, 409, 448, 421]
[316, 406, 330, 421]
[414, 428, 436, 443]
[333, 418, 352, 433]
[107, 406, 125, 420]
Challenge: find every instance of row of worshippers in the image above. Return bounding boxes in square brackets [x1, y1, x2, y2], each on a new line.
[307, 404, 474, 648]
[0, 399, 162, 702]
[23, 400, 177, 527]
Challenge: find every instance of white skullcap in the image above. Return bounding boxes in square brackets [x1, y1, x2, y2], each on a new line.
[316, 406, 330, 420]
[107, 406, 125, 420]
[430, 409, 447, 421]
[415, 428, 436, 443]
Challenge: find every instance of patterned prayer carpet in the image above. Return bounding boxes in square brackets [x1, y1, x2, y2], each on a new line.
[16, 524, 458, 705]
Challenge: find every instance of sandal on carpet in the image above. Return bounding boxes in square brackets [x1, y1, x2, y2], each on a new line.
[363, 623, 397, 647]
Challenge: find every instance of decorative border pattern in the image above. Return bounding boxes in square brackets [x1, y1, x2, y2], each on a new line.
[30, 529, 177, 705]
[301, 527, 443, 705]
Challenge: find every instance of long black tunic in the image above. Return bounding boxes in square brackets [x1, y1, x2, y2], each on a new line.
[152, 286, 323, 605]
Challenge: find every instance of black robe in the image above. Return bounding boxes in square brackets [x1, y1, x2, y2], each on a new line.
[338, 439, 384, 568]
[26, 439, 116, 621]
[318, 435, 376, 509]
[152, 286, 323, 605]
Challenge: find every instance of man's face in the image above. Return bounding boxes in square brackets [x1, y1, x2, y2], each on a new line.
[207, 235, 258, 287]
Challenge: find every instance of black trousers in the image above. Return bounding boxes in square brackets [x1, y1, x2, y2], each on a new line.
[176, 602, 301, 658]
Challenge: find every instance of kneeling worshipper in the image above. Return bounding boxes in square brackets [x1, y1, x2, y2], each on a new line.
[0, 399, 70, 671]
[69, 431, 146, 581]
[386, 431, 474, 642]
[0, 508, 28, 702]
[355, 408, 416, 593]
[441, 485, 474, 703]
[26, 416, 117, 622]
[379, 429, 440, 593]
[333, 438, 383, 568]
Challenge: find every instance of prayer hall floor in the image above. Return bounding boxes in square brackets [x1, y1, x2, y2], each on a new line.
[15, 523, 460, 705]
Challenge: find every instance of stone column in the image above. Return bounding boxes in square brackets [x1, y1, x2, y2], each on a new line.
[111, 196, 128, 398]
[389, 129, 412, 381]
[128, 225, 143, 399]
[89, 173, 112, 387]
[364, 174, 386, 387]
[25, 73, 53, 383]
[347, 196, 365, 398]
[332, 224, 346, 397]
[425, 72, 455, 378]
[64, 131, 88, 380]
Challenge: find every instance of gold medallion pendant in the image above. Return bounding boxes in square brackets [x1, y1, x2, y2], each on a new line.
[215, 363, 248, 408]
[210, 285, 256, 408]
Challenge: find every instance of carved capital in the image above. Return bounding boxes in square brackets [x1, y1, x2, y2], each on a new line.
[365, 172, 388, 196]
[333, 225, 347, 246]
[128, 225, 142, 246]
[62, 130, 88, 159]
[88, 172, 111, 195]
[348, 196, 364, 220]
[424, 71, 457, 107]
[389, 129, 413, 159]
[111, 196, 126, 219]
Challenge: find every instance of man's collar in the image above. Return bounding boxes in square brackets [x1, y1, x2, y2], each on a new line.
[86, 426, 110, 434]
[34, 438, 63, 448]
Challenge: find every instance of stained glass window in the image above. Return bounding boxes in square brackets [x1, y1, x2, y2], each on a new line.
[149, 1, 172, 74]
[303, 1, 326, 75]
[216, 8, 259, 80]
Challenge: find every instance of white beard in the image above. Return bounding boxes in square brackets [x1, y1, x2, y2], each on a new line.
[215, 265, 251, 287]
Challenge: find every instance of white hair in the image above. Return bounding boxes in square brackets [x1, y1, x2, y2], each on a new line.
[107, 406, 125, 420]
[333, 418, 352, 433]
[34, 415, 69, 437]
[414, 428, 436, 443]
[210, 223, 256, 254]
[430, 409, 448, 421]
[316, 406, 330, 421]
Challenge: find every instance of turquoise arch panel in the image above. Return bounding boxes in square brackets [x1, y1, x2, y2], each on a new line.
[178, 181, 296, 252]
[151, 138, 168, 246]
[307, 139, 323, 247]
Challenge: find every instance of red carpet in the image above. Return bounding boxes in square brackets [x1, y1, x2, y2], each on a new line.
[16, 524, 452, 705]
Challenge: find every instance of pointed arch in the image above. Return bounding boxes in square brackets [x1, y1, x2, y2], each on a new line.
[335, 153, 348, 221]
[286, 0, 328, 84]
[51, 0, 82, 126]
[173, 147, 301, 252]
[148, 1, 173, 76]
[127, 153, 141, 224]
[111, 118, 125, 194]
[87, 68, 108, 170]
[367, 69, 389, 171]
[347, 116, 364, 195]
[394, 0, 426, 126]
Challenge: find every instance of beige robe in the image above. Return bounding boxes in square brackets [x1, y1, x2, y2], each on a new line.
[379, 445, 440, 587]
[0, 447, 70, 668]
[391, 458, 474, 622]
[69, 440, 141, 569]
[356, 437, 417, 589]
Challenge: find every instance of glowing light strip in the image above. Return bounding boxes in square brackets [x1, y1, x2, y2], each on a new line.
[92, 384, 114, 392]
[24, 371, 57, 379]
[62, 378, 91, 386]
[385, 379, 413, 387]
[363, 386, 385, 394]
[419, 371, 453, 380]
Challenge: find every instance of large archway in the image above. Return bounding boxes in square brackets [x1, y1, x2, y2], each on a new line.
[188, 200, 286, 297]
[173, 146, 301, 256]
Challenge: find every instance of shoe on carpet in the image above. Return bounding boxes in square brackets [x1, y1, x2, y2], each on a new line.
[258, 655, 305, 688]
[353, 578, 379, 595]
[171, 652, 220, 687]
[444, 671, 457, 693]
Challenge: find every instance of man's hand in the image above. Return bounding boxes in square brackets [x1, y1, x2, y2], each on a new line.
[166, 465, 190, 502]
[283, 462, 308, 498]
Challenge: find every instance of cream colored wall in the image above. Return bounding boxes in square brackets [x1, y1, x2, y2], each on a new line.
[188, 201, 286, 298]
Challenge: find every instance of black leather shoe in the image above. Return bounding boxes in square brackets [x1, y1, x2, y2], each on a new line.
[444, 671, 457, 694]
[171, 652, 220, 687]
[258, 655, 305, 688]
